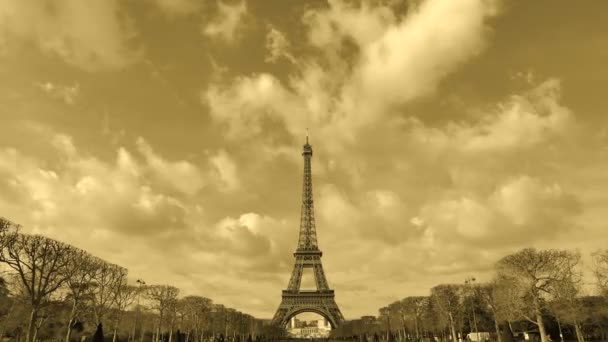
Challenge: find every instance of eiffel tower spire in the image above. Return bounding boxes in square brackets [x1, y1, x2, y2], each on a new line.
[298, 134, 318, 251]
[271, 135, 344, 328]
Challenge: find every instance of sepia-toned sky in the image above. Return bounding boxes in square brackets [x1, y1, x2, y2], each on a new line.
[1, 0, 608, 319]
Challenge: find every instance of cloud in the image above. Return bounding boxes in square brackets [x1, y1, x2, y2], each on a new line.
[202, 0, 247, 43]
[0, 0, 142, 71]
[419, 175, 581, 246]
[303, 0, 396, 49]
[35, 81, 80, 105]
[406, 79, 574, 157]
[1, 141, 191, 240]
[347, 0, 501, 112]
[210, 149, 240, 192]
[316, 185, 420, 245]
[205, 73, 303, 140]
[264, 27, 295, 64]
[204, 0, 503, 147]
[4, 0, 608, 320]
[0, 131, 308, 316]
[136, 138, 205, 196]
[151, 0, 202, 16]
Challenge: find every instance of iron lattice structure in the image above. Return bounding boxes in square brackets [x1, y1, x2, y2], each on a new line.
[271, 137, 344, 328]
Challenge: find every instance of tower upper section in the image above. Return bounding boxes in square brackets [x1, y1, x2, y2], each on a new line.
[296, 137, 319, 252]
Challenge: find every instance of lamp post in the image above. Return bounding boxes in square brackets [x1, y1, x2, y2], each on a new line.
[133, 279, 146, 342]
[464, 277, 479, 342]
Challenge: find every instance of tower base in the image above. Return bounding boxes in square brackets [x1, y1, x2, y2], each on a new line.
[271, 290, 344, 328]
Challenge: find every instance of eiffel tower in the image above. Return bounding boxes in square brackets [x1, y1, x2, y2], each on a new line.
[271, 135, 344, 328]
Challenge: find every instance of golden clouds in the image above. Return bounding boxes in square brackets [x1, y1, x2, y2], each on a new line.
[0, 0, 141, 70]
[352, 0, 500, 109]
[204, 0, 503, 147]
[405, 79, 573, 157]
[419, 176, 580, 245]
[303, 0, 396, 48]
[152, 0, 203, 16]
[136, 137, 205, 196]
[210, 149, 240, 192]
[205, 73, 302, 139]
[35, 81, 80, 105]
[202, 0, 248, 43]
[2, 0, 608, 319]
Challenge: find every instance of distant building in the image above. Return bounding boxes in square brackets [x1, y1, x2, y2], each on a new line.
[287, 317, 331, 338]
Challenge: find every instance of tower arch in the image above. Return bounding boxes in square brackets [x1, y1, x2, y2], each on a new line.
[282, 308, 338, 329]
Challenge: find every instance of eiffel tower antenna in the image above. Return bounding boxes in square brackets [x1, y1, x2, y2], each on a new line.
[271, 136, 344, 329]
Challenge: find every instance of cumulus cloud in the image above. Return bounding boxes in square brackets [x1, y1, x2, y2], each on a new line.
[205, 0, 503, 146]
[210, 149, 240, 192]
[203, 0, 247, 43]
[264, 27, 295, 64]
[303, 0, 396, 49]
[136, 137, 205, 196]
[0, 130, 297, 313]
[1, 139, 192, 239]
[213, 213, 292, 265]
[35, 82, 80, 105]
[316, 185, 420, 245]
[406, 78, 574, 156]
[4, 0, 606, 319]
[0, 0, 141, 71]
[151, 0, 202, 16]
[205, 73, 303, 140]
[345, 0, 501, 113]
[419, 175, 581, 246]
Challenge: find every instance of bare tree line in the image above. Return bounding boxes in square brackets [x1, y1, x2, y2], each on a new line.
[0, 217, 267, 342]
[333, 248, 608, 342]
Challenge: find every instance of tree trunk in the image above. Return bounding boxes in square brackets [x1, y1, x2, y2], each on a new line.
[493, 319, 502, 342]
[535, 310, 549, 342]
[574, 321, 584, 342]
[26, 307, 38, 342]
[156, 314, 162, 342]
[66, 317, 75, 342]
[555, 316, 563, 342]
[66, 299, 78, 342]
[33, 315, 45, 342]
[448, 314, 457, 342]
[113, 328, 118, 342]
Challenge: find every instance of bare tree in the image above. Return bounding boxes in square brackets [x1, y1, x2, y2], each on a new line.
[549, 256, 585, 342]
[0, 231, 79, 342]
[90, 261, 128, 325]
[0, 217, 19, 234]
[430, 284, 462, 342]
[147, 285, 180, 342]
[592, 249, 608, 297]
[476, 281, 503, 342]
[496, 248, 581, 342]
[64, 252, 102, 342]
[111, 282, 137, 342]
[401, 296, 429, 340]
[180, 295, 213, 342]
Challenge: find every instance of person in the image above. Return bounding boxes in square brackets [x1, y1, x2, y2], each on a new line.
[92, 323, 104, 342]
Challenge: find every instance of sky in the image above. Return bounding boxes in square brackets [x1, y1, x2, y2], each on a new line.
[1, 0, 607, 319]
